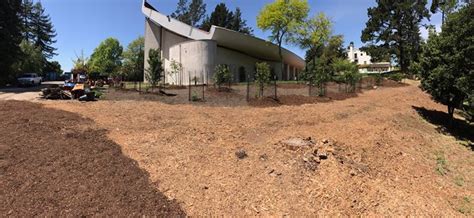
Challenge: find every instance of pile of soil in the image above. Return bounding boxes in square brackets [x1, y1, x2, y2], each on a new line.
[0, 101, 185, 216]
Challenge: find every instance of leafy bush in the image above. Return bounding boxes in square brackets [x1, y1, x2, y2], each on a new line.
[388, 73, 404, 82]
[191, 91, 200, 101]
[255, 62, 271, 97]
[332, 58, 361, 93]
[213, 64, 232, 89]
[373, 73, 383, 85]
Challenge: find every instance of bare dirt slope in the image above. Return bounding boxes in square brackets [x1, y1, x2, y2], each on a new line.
[27, 83, 474, 215]
[0, 101, 185, 216]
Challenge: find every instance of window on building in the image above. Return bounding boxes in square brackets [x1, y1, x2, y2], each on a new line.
[361, 53, 363, 56]
[364, 61, 367, 64]
[354, 53, 358, 59]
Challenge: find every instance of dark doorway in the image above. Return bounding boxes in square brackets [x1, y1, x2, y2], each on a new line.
[238, 66, 246, 82]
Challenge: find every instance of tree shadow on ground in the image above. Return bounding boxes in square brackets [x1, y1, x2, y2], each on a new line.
[0, 100, 186, 216]
[412, 106, 474, 151]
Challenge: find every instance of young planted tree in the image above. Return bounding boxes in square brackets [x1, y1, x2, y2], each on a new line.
[361, 0, 430, 74]
[418, 4, 473, 121]
[122, 36, 144, 81]
[255, 62, 271, 98]
[213, 64, 232, 90]
[303, 35, 347, 96]
[145, 48, 164, 91]
[257, 0, 309, 80]
[293, 13, 332, 94]
[169, 59, 183, 85]
[332, 58, 361, 93]
[89, 38, 123, 76]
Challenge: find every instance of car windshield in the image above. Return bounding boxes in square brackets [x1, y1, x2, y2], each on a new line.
[21, 74, 33, 78]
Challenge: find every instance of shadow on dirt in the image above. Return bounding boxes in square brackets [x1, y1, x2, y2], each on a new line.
[0, 101, 186, 216]
[412, 106, 474, 151]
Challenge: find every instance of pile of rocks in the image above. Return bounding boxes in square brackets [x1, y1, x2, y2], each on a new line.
[280, 137, 336, 171]
[302, 139, 335, 171]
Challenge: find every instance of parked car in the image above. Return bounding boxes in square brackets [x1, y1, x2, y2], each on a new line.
[17, 73, 42, 86]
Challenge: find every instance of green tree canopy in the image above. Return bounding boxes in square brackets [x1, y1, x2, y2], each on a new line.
[43, 61, 62, 73]
[122, 36, 144, 81]
[292, 12, 332, 79]
[170, 0, 206, 27]
[0, 0, 23, 85]
[89, 38, 123, 76]
[20, 0, 57, 59]
[332, 58, 361, 93]
[14, 40, 44, 75]
[257, 0, 309, 79]
[361, 0, 430, 73]
[418, 4, 473, 119]
[200, 4, 253, 35]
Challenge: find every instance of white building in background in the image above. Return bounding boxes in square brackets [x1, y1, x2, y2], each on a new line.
[142, 0, 305, 85]
[347, 42, 372, 66]
[346, 42, 393, 73]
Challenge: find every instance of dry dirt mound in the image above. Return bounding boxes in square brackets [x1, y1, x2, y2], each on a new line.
[0, 101, 185, 216]
[45, 84, 473, 216]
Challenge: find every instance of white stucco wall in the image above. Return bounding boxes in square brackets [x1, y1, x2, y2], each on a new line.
[347, 44, 372, 65]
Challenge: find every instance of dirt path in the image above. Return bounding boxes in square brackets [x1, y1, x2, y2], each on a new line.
[0, 101, 185, 216]
[0, 82, 63, 101]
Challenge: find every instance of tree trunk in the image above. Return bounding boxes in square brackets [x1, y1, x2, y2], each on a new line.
[448, 105, 455, 126]
[277, 41, 283, 99]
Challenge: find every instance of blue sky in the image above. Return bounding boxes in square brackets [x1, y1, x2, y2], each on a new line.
[40, 0, 442, 71]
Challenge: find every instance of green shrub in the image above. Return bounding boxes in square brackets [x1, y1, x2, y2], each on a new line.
[332, 58, 361, 93]
[191, 91, 200, 101]
[388, 73, 404, 82]
[213, 64, 232, 89]
[373, 73, 383, 85]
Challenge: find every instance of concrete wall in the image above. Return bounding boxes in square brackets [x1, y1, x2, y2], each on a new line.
[168, 40, 216, 85]
[144, 19, 161, 80]
[215, 47, 260, 82]
[144, 19, 190, 83]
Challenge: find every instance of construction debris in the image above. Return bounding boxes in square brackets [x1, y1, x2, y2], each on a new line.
[41, 87, 72, 100]
[40, 83, 98, 101]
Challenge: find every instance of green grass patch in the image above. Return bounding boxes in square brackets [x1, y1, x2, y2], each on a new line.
[458, 196, 473, 215]
[435, 152, 448, 176]
[454, 176, 465, 187]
